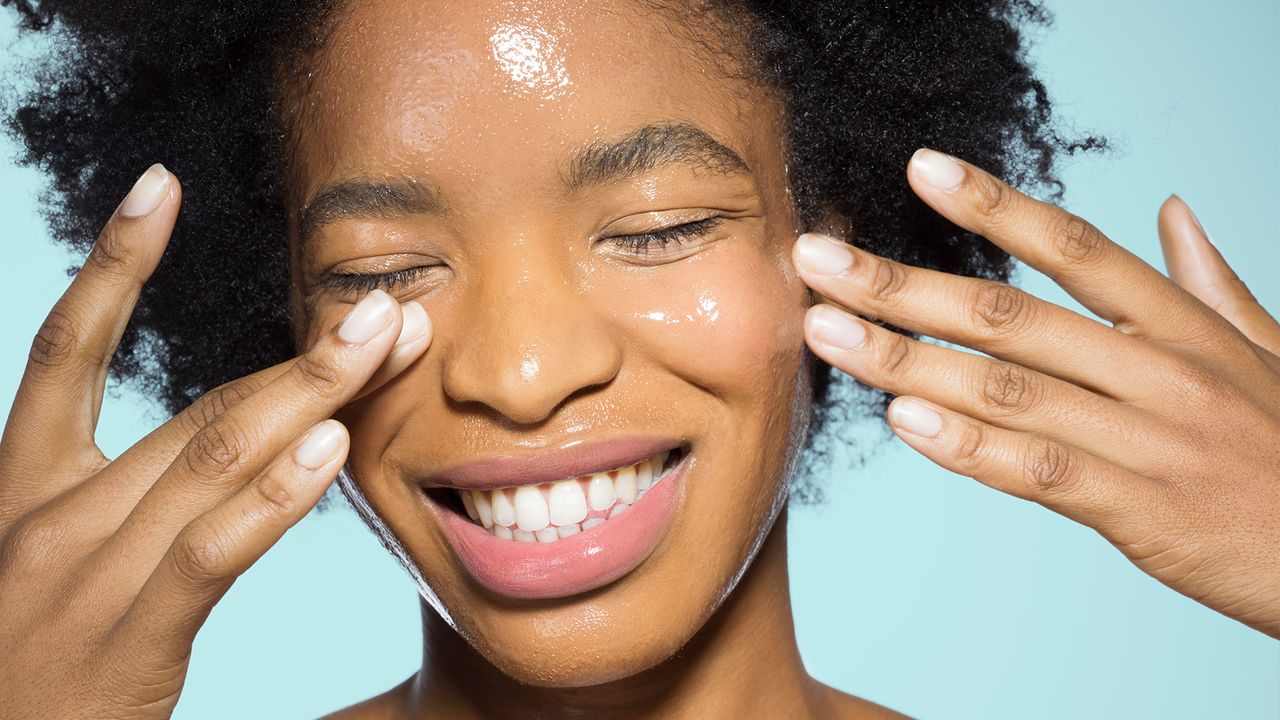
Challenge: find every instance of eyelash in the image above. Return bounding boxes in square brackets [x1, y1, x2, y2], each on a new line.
[323, 217, 723, 293]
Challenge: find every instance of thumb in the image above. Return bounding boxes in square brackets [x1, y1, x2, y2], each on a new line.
[1158, 195, 1280, 354]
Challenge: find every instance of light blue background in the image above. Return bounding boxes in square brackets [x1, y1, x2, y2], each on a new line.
[1, 1, 1277, 718]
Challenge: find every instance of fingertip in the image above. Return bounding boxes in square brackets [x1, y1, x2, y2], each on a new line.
[395, 300, 432, 348]
[294, 418, 349, 470]
[908, 147, 967, 193]
[887, 396, 944, 439]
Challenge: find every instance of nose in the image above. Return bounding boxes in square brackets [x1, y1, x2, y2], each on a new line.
[441, 248, 622, 426]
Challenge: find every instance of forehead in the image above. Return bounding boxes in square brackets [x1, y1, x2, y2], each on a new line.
[292, 0, 776, 205]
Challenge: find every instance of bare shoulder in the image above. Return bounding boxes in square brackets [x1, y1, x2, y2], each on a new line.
[813, 681, 913, 720]
[317, 678, 413, 720]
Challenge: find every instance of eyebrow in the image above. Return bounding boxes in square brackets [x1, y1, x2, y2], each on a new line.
[297, 122, 750, 246]
[562, 121, 750, 190]
[299, 178, 442, 247]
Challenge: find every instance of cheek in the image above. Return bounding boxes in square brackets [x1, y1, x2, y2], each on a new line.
[601, 245, 809, 400]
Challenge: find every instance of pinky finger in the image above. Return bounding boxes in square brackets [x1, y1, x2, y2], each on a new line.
[108, 419, 348, 667]
[886, 396, 1162, 545]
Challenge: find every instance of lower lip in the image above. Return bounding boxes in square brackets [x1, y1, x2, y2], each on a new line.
[433, 454, 686, 600]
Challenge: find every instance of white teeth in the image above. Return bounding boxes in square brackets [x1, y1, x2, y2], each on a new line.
[587, 472, 616, 511]
[615, 464, 637, 504]
[514, 485, 550, 531]
[461, 491, 480, 523]
[635, 459, 653, 491]
[491, 490, 516, 528]
[548, 479, 589, 526]
[464, 448, 681, 542]
[473, 491, 494, 528]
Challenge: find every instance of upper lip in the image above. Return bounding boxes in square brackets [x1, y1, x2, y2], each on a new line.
[422, 435, 684, 491]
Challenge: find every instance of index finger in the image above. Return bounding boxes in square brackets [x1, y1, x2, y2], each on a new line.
[1, 165, 178, 510]
[905, 148, 1209, 339]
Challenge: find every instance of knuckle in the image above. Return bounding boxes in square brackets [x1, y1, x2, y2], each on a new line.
[184, 381, 257, 432]
[979, 362, 1040, 415]
[1169, 356, 1232, 404]
[254, 469, 300, 515]
[0, 512, 68, 572]
[86, 223, 135, 274]
[289, 353, 344, 399]
[181, 419, 251, 482]
[28, 307, 79, 369]
[971, 172, 1014, 219]
[1051, 213, 1107, 264]
[1022, 439, 1076, 495]
[972, 282, 1033, 335]
[868, 257, 909, 305]
[877, 330, 915, 377]
[169, 528, 232, 586]
[953, 422, 988, 470]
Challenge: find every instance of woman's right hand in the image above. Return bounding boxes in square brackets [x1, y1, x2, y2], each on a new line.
[0, 164, 431, 719]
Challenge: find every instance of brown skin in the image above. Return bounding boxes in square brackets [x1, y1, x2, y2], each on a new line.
[0, 2, 1276, 720]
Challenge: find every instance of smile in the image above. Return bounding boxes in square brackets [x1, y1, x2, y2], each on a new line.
[453, 448, 683, 543]
[422, 437, 689, 600]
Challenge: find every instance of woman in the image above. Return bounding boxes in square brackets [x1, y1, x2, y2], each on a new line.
[0, 0, 1275, 717]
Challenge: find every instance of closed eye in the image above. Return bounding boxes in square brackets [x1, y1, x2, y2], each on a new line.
[604, 216, 724, 255]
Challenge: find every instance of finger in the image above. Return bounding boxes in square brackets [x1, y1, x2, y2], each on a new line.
[803, 304, 1159, 468]
[885, 395, 1165, 546]
[0, 165, 179, 509]
[1158, 195, 1280, 356]
[98, 292, 426, 573]
[108, 419, 346, 669]
[31, 298, 427, 544]
[793, 232, 1158, 399]
[351, 299, 432, 402]
[33, 360, 294, 543]
[906, 148, 1209, 339]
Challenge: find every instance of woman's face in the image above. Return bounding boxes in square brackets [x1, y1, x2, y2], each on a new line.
[288, 0, 811, 686]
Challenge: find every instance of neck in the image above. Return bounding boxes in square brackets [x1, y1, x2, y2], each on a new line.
[402, 507, 823, 719]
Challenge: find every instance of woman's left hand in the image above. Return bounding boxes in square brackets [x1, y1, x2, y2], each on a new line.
[792, 148, 1280, 638]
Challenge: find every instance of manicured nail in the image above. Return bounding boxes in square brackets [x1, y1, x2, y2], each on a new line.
[1180, 196, 1216, 248]
[795, 233, 854, 275]
[395, 301, 430, 347]
[338, 289, 395, 344]
[910, 148, 966, 192]
[890, 398, 943, 438]
[808, 305, 867, 349]
[119, 163, 170, 218]
[294, 419, 346, 470]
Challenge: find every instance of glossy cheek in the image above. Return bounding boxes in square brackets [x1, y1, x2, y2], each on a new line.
[609, 247, 808, 403]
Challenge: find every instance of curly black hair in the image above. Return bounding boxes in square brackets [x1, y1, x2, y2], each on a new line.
[0, 0, 1098, 500]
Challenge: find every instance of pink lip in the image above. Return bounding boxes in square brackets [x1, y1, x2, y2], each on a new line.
[430, 453, 687, 600]
[424, 435, 682, 490]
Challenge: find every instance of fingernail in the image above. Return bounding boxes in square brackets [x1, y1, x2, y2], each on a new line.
[338, 289, 395, 344]
[1181, 198, 1216, 247]
[295, 419, 345, 470]
[808, 305, 867, 349]
[890, 398, 943, 438]
[795, 233, 854, 275]
[395, 301, 430, 347]
[119, 163, 170, 218]
[910, 148, 966, 192]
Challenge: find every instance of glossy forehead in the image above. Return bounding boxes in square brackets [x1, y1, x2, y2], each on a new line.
[290, 0, 778, 206]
